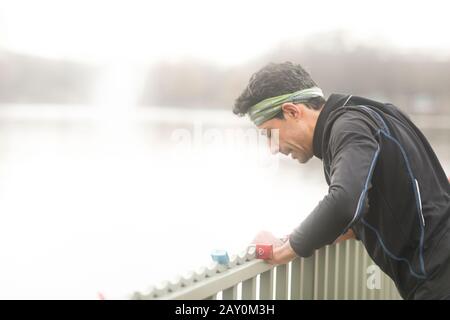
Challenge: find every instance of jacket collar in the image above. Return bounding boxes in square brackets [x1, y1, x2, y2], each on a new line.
[313, 93, 352, 159]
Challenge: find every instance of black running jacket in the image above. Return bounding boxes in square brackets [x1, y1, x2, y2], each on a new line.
[289, 94, 450, 299]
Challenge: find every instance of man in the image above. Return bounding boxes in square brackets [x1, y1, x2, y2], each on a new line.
[233, 62, 450, 300]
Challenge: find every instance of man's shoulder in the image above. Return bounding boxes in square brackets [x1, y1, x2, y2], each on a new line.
[329, 106, 378, 137]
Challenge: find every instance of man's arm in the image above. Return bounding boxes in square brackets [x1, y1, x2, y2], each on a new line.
[333, 228, 356, 244]
[270, 228, 356, 265]
[289, 115, 378, 257]
[252, 228, 355, 265]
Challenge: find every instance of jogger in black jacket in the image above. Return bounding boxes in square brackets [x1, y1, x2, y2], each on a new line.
[233, 62, 450, 300]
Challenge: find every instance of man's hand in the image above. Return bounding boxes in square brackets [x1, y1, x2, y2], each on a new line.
[251, 230, 297, 265]
[267, 240, 297, 265]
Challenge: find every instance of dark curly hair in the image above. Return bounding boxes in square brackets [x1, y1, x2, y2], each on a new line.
[233, 62, 325, 119]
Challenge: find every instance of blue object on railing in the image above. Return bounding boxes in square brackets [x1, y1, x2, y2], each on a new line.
[211, 250, 230, 265]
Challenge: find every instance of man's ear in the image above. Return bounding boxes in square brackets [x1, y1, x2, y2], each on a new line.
[281, 102, 303, 120]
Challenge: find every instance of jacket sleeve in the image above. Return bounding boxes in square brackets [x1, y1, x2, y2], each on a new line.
[289, 115, 379, 257]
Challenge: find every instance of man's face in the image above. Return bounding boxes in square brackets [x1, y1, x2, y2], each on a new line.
[258, 103, 315, 164]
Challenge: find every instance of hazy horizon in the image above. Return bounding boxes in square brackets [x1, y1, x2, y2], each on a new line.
[2, 0, 450, 66]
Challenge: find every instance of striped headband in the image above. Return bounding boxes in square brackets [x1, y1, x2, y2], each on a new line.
[248, 87, 324, 126]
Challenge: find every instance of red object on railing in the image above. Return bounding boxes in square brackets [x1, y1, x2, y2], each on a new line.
[255, 244, 273, 260]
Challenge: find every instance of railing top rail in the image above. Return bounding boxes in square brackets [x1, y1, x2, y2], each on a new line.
[132, 246, 272, 300]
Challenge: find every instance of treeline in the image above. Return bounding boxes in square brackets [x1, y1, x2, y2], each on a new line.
[143, 35, 450, 114]
[0, 51, 97, 104]
[2, 32, 450, 114]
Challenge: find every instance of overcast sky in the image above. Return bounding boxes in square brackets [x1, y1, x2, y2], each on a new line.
[1, 0, 449, 65]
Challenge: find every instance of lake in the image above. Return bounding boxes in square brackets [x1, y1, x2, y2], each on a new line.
[0, 104, 448, 299]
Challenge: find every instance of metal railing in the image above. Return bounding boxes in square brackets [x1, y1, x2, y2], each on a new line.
[132, 240, 402, 300]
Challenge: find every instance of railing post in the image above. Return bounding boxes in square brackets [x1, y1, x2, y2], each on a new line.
[326, 245, 337, 300]
[290, 259, 301, 300]
[335, 242, 345, 299]
[275, 264, 289, 300]
[300, 256, 315, 299]
[242, 277, 257, 300]
[360, 248, 371, 300]
[223, 285, 238, 300]
[259, 269, 274, 300]
[344, 240, 355, 299]
[385, 275, 391, 299]
[353, 241, 362, 299]
[314, 247, 326, 299]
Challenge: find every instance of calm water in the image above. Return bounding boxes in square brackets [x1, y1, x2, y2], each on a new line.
[0, 105, 448, 299]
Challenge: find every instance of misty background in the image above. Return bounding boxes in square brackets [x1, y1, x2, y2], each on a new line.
[0, 0, 448, 299]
